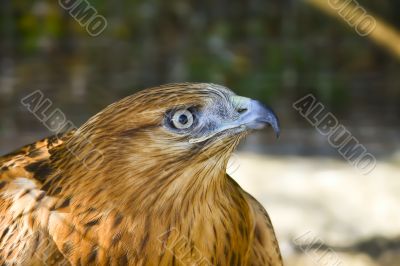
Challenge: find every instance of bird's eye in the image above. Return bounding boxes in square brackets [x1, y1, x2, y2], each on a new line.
[171, 109, 194, 129]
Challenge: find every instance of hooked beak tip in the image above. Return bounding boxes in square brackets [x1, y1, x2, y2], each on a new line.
[267, 109, 280, 138]
[273, 124, 280, 139]
[265, 113, 280, 139]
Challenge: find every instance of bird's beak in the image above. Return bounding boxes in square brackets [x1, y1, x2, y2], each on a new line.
[189, 95, 280, 144]
[231, 96, 280, 137]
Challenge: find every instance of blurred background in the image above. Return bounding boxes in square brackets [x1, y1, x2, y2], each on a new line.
[0, 0, 399, 265]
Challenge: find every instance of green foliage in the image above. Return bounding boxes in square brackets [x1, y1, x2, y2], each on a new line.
[1, 0, 399, 114]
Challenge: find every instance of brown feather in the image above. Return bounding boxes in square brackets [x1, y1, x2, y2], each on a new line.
[0, 83, 283, 265]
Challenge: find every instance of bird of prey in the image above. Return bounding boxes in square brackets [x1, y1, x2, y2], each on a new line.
[0, 83, 282, 265]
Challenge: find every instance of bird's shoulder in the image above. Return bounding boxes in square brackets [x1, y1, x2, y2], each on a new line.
[0, 133, 71, 182]
[228, 176, 283, 266]
[244, 191, 283, 266]
[0, 133, 73, 265]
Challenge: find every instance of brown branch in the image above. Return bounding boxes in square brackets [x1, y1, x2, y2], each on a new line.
[305, 0, 400, 58]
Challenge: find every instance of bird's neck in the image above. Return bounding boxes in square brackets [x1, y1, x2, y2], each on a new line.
[122, 160, 254, 265]
[50, 144, 255, 264]
[107, 156, 236, 214]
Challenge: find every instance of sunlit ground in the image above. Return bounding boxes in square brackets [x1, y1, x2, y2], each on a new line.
[230, 152, 400, 266]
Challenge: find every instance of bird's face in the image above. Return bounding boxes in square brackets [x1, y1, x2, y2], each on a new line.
[81, 83, 279, 170]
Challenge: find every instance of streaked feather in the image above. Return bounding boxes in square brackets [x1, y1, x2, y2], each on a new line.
[0, 83, 283, 265]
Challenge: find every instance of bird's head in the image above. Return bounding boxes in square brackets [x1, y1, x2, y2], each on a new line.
[56, 83, 279, 211]
[71, 83, 279, 175]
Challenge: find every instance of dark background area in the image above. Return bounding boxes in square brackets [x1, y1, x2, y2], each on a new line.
[0, 0, 399, 157]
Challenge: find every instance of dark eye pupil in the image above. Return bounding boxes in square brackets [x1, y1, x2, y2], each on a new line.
[179, 114, 188, 124]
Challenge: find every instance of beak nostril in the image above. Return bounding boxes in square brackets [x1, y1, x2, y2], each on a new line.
[237, 108, 248, 114]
